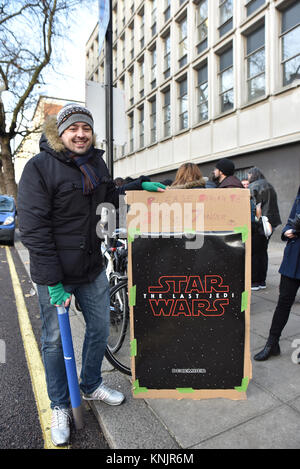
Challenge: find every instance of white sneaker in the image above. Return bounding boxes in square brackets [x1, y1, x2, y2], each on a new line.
[51, 406, 71, 446]
[83, 382, 125, 406]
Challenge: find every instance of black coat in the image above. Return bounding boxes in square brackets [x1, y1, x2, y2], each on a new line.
[248, 178, 281, 228]
[18, 119, 145, 286]
[279, 187, 300, 280]
[218, 175, 244, 189]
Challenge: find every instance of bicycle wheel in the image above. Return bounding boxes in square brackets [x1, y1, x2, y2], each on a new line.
[107, 280, 128, 353]
[105, 280, 131, 376]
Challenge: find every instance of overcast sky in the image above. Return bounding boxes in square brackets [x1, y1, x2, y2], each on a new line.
[39, 2, 99, 103]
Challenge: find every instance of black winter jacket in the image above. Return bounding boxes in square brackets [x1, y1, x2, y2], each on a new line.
[218, 175, 244, 189]
[18, 117, 146, 286]
[248, 178, 281, 228]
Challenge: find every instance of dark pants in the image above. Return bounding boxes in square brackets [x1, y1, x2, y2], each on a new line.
[269, 275, 300, 342]
[251, 228, 270, 284]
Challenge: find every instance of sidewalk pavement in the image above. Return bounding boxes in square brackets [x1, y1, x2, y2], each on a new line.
[15, 237, 300, 449]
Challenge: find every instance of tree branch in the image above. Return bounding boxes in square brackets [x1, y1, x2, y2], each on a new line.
[0, 2, 40, 26]
[8, 0, 57, 138]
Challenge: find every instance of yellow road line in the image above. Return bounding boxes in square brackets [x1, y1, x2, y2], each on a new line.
[5, 247, 67, 450]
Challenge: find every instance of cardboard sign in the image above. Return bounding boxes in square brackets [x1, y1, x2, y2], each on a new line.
[127, 189, 252, 400]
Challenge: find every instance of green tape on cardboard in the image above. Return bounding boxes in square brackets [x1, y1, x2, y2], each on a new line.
[241, 291, 248, 312]
[130, 339, 137, 357]
[128, 228, 141, 244]
[234, 225, 249, 243]
[129, 285, 136, 307]
[133, 379, 148, 395]
[176, 388, 194, 394]
[235, 377, 249, 392]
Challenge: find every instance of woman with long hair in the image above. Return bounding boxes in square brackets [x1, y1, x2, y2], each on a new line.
[170, 163, 206, 189]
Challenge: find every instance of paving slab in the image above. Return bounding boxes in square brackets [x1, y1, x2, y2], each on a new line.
[194, 405, 300, 449]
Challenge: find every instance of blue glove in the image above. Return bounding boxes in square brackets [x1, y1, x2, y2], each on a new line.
[142, 182, 166, 192]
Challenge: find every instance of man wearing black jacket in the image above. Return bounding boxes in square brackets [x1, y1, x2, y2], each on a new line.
[213, 158, 244, 188]
[18, 103, 164, 446]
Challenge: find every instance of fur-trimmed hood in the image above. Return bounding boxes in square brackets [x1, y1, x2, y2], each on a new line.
[40, 115, 97, 154]
[169, 179, 206, 190]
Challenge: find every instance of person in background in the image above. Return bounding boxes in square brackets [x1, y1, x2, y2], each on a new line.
[205, 171, 218, 188]
[114, 177, 124, 187]
[241, 179, 249, 188]
[213, 158, 244, 188]
[170, 162, 206, 189]
[254, 186, 300, 361]
[248, 167, 281, 291]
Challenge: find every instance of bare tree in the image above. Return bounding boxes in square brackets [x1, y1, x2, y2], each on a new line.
[0, 0, 93, 200]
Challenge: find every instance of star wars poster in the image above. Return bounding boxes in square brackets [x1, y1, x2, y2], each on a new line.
[127, 189, 251, 400]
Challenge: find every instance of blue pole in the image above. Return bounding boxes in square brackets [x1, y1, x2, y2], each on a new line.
[56, 305, 84, 430]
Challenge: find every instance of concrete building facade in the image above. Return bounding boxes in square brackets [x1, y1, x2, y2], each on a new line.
[85, 0, 300, 231]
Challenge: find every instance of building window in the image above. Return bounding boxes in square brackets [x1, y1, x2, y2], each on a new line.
[129, 22, 134, 60]
[246, 24, 265, 101]
[196, 63, 208, 122]
[129, 113, 134, 153]
[246, 0, 265, 17]
[178, 77, 188, 130]
[178, 17, 188, 68]
[121, 34, 125, 70]
[139, 10, 145, 49]
[196, 0, 208, 55]
[151, 0, 157, 37]
[129, 68, 134, 106]
[163, 88, 171, 137]
[139, 106, 144, 148]
[164, 33, 171, 79]
[151, 47, 157, 89]
[219, 46, 234, 113]
[281, 1, 300, 86]
[164, 0, 171, 22]
[150, 98, 157, 143]
[219, 0, 233, 37]
[139, 58, 144, 98]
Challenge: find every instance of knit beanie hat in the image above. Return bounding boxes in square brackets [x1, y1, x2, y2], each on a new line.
[216, 158, 235, 176]
[56, 103, 94, 136]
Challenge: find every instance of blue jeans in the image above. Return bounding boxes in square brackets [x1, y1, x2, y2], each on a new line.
[37, 269, 110, 409]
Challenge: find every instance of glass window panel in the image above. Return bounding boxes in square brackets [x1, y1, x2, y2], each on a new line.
[220, 48, 233, 71]
[220, 68, 233, 93]
[199, 0, 208, 21]
[221, 89, 234, 112]
[282, 25, 300, 61]
[283, 55, 300, 85]
[198, 64, 208, 84]
[198, 22, 208, 42]
[198, 102, 208, 121]
[247, 26, 265, 55]
[181, 94, 188, 113]
[219, 0, 233, 25]
[180, 112, 188, 129]
[199, 82, 208, 102]
[197, 39, 208, 54]
[180, 79, 187, 96]
[248, 74, 265, 100]
[246, 0, 265, 17]
[247, 48, 265, 78]
[164, 89, 170, 106]
[282, 1, 300, 33]
[219, 19, 233, 37]
[180, 18, 187, 39]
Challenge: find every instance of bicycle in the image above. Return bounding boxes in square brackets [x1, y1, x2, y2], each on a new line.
[104, 277, 131, 376]
[101, 228, 128, 286]
[74, 230, 131, 376]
